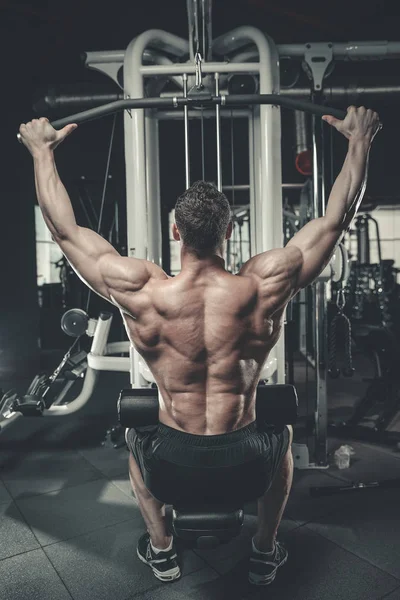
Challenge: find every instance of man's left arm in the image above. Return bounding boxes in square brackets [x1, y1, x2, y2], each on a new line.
[19, 118, 159, 301]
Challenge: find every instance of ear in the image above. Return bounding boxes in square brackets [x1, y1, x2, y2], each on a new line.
[226, 221, 233, 240]
[172, 222, 181, 241]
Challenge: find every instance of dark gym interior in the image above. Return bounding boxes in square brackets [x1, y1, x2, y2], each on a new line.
[1, 1, 400, 599]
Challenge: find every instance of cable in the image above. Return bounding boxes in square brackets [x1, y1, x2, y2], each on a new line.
[230, 108, 235, 209]
[85, 113, 117, 313]
[201, 0, 206, 60]
[97, 113, 117, 235]
[78, 177, 99, 224]
[194, 0, 200, 56]
[76, 185, 94, 229]
[200, 105, 205, 180]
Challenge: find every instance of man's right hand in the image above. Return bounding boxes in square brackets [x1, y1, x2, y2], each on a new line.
[322, 106, 381, 143]
[19, 118, 77, 158]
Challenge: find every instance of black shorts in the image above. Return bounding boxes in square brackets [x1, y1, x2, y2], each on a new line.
[125, 421, 290, 507]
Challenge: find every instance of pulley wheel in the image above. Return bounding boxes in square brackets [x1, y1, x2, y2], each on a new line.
[61, 309, 89, 337]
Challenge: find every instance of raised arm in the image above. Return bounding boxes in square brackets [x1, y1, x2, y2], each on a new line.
[286, 105, 381, 290]
[18, 118, 164, 303]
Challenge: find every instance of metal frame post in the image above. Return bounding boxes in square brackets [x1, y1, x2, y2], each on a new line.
[248, 108, 257, 259]
[312, 112, 329, 466]
[123, 30, 188, 386]
[183, 73, 191, 189]
[145, 112, 162, 266]
[304, 45, 334, 467]
[215, 27, 284, 383]
[123, 30, 188, 261]
[215, 72, 222, 190]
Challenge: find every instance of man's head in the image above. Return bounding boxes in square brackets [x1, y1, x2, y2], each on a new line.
[173, 181, 232, 256]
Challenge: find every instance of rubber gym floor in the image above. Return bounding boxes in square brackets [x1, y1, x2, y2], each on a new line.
[1, 368, 400, 600]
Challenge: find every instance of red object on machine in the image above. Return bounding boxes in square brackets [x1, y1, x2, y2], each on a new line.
[295, 149, 312, 176]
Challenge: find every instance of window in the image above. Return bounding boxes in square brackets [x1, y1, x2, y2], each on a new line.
[35, 206, 63, 286]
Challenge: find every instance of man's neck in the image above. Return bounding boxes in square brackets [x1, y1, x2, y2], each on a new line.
[180, 247, 226, 273]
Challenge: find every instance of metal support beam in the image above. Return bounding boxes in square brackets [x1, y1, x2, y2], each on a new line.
[83, 40, 400, 66]
[277, 40, 400, 60]
[32, 82, 400, 117]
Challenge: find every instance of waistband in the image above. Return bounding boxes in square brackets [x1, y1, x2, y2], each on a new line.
[156, 421, 258, 447]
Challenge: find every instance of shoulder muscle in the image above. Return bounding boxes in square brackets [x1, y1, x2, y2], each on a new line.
[240, 247, 303, 314]
[240, 247, 303, 281]
[99, 254, 167, 295]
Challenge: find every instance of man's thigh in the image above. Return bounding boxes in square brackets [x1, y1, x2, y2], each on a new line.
[125, 426, 158, 480]
[259, 424, 292, 486]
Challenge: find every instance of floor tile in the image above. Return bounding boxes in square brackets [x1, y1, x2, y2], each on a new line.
[380, 585, 400, 599]
[0, 501, 39, 560]
[128, 567, 220, 600]
[111, 473, 136, 500]
[194, 514, 299, 575]
[285, 469, 356, 524]
[0, 548, 72, 600]
[79, 444, 129, 477]
[327, 438, 400, 484]
[0, 480, 12, 505]
[16, 479, 138, 546]
[44, 519, 207, 600]
[307, 487, 400, 579]
[192, 526, 400, 600]
[0, 450, 101, 499]
[262, 523, 400, 600]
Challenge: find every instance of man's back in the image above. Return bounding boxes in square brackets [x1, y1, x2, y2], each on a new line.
[113, 254, 292, 435]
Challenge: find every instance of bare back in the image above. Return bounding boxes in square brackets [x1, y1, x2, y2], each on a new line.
[111, 248, 301, 435]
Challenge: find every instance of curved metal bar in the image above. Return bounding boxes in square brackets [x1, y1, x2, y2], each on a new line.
[17, 94, 349, 141]
[44, 367, 100, 416]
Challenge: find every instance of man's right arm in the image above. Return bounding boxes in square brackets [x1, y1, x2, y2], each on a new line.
[19, 118, 166, 304]
[286, 106, 380, 291]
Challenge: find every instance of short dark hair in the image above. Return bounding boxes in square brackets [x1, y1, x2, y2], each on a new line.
[175, 181, 231, 254]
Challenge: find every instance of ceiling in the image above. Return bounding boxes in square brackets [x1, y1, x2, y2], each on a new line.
[1, 0, 397, 83]
[2, 0, 399, 201]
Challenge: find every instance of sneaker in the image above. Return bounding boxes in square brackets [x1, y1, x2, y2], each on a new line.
[137, 532, 181, 582]
[248, 540, 288, 586]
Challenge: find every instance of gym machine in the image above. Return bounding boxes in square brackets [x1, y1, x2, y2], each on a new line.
[329, 213, 400, 443]
[0, 310, 131, 431]
[15, 0, 400, 475]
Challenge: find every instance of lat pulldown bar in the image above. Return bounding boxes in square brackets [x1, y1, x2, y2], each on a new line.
[17, 94, 352, 142]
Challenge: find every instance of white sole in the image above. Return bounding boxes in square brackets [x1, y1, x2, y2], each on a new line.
[248, 553, 288, 586]
[137, 548, 181, 582]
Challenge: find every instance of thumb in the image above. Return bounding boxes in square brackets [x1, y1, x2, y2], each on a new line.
[322, 115, 340, 128]
[58, 123, 78, 139]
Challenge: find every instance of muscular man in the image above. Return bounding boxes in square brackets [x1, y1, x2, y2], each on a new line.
[19, 105, 380, 586]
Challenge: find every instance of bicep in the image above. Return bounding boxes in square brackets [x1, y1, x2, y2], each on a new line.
[286, 217, 341, 289]
[55, 226, 150, 301]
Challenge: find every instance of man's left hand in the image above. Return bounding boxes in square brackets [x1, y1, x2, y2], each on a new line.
[19, 118, 77, 157]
